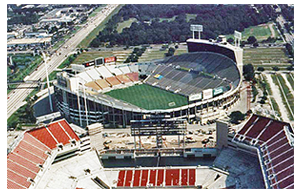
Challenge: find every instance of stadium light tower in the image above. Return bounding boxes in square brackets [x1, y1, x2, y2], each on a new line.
[190, 24, 203, 39]
[78, 81, 89, 126]
[42, 52, 53, 112]
[234, 30, 242, 47]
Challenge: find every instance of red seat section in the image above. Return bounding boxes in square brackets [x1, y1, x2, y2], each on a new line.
[117, 170, 125, 187]
[156, 169, 164, 187]
[106, 77, 121, 86]
[133, 170, 141, 187]
[140, 170, 149, 187]
[23, 133, 51, 151]
[149, 169, 156, 186]
[188, 169, 195, 186]
[7, 160, 36, 182]
[7, 179, 26, 189]
[238, 115, 258, 135]
[116, 74, 132, 83]
[165, 169, 172, 186]
[7, 169, 31, 188]
[58, 120, 80, 141]
[126, 72, 139, 82]
[181, 169, 188, 186]
[48, 122, 71, 145]
[8, 153, 40, 173]
[12, 146, 44, 164]
[28, 127, 57, 149]
[124, 170, 133, 187]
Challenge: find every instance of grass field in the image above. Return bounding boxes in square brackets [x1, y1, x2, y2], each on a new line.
[139, 45, 187, 62]
[77, 4, 123, 48]
[226, 22, 280, 42]
[105, 84, 188, 110]
[244, 47, 291, 68]
[186, 14, 197, 22]
[117, 18, 137, 33]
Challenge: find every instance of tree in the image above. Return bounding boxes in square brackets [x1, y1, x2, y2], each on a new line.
[247, 36, 257, 44]
[243, 64, 255, 81]
[227, 37, 234, 44]
[229, 111, 245, 124]
[272, 66, 280, 71]
[257, 67, 265, 71]
[253, 42, 259, 47]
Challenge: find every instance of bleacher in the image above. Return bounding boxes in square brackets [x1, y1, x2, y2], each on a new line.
[233, 114, 294, 189]
[7, 119, 80, 189]
[157, 52, 240, 89]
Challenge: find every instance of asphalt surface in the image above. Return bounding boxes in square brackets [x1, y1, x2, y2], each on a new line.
[7, 4, 119, 119]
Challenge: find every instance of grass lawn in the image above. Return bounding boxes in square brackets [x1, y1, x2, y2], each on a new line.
[89, 5, 106, 18]
[186, 14, 197, 22]
[105, 84, 188, 110]
[271, 74, 294, 120]
[226, 22, 280, 42]
[77, 4, 123, 48]
[276, 74, 294, 113]
[244, 47, 290, 67]
[117, 18, 137, 33]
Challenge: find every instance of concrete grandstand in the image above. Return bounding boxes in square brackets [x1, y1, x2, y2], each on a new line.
[53, 35, 243, 128]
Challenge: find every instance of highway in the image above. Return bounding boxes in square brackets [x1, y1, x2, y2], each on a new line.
[7, 4, 119, 119]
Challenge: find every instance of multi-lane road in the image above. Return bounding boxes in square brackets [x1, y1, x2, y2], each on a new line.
[7, 4, 119, 119]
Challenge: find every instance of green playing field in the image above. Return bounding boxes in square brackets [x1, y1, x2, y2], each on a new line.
[105, 84, 188, 110]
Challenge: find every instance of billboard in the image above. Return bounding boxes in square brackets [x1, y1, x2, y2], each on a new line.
[83, 60, 95, 67]
[189, 93, 202, 101]
[71, 64, 85, 72]
[203, 89, 213, 100]
[104, 56, 116, 63]
[213, 86, 224, 96]
[190, 24, 203, 32]
[234, 30, 242, 39]
[95, 57, 104, 65]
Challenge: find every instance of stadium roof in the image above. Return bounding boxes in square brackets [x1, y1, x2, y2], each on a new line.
[232, 114, 294, 189]
[7, 119, 80, 189]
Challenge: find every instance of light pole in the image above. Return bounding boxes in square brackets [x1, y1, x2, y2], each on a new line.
[78, 81, 89, 126]
[42, 52, 53, 112]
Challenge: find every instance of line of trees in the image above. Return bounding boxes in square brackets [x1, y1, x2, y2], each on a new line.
[90, 4, 277, 47]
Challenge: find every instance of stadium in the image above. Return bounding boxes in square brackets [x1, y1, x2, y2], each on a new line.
[54, 35, 243, 128]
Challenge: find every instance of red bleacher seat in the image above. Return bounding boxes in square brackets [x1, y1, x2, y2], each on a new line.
[28, 127, 57, 149]
[59, 120, 80, 141]
[156, 169, 164, 187]
[48, 123, 71, 145]
[7, 179, 26, 189]
[133, 170, 141, 187]
[149, 169, 156, 186]
[124, 170, 133, 187]
[181, 169, 188, 186]
[117, 170, 125, 187]
[140, 170, 148, 187]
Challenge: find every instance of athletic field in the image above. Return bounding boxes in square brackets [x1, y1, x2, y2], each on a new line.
[105, 84, 188, 110]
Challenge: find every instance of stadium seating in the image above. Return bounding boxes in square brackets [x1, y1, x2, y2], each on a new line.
[95, 66, 113, 78]
[105, 65, 123, 75]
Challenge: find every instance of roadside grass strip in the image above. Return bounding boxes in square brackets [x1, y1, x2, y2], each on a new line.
[286, 73, 294, 88]
[271, 74, 294, 120]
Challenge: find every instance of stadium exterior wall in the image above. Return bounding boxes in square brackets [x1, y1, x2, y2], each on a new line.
[54, 80, 241, 128]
